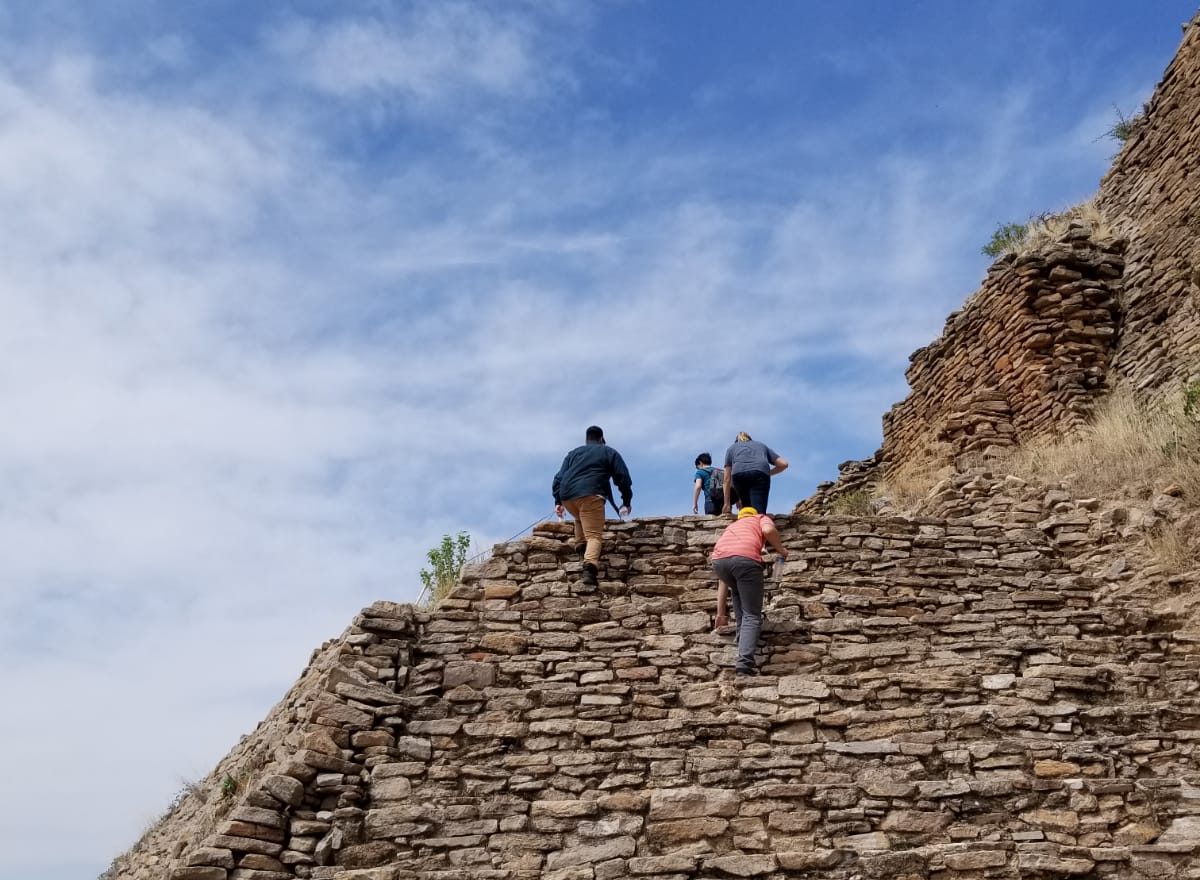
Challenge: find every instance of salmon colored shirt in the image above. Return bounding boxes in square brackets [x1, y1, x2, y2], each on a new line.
[712, 514, 773, 561]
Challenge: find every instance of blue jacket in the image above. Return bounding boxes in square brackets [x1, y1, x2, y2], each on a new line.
[553, 441, 633, 509]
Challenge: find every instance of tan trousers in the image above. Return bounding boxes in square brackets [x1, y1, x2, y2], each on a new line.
[564, 495, 606, 565]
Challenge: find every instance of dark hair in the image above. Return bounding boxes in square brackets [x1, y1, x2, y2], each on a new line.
[695, 452, 712, 467]
[586, 425, 605, 443]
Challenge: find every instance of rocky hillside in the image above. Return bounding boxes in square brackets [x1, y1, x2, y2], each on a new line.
[803, 14, 1200, 514]
[110, 506, 1200, 880]
[108, 11, 1200, 880]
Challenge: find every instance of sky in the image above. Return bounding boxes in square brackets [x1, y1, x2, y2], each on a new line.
[0, 2, 1195, 878]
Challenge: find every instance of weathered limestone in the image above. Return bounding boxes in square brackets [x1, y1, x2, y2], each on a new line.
[886, 238, 1125, 464]
[106, 11, 1200, 880]
[109, 509, 1200, 879]
[1100, 16, 1200, 397]
[804, 14, 1200, 514]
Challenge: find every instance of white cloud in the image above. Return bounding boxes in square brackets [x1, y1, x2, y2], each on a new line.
[270, 2, 552, 107]
[0, 6, 1180, 878]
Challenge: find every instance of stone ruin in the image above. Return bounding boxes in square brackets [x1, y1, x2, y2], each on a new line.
[108, 12, 1200, 880]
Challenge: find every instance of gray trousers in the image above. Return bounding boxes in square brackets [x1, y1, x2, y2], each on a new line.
[713, 555, 764, 672]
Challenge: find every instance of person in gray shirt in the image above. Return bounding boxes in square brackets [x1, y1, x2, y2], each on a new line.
[722, 431, 788, 514]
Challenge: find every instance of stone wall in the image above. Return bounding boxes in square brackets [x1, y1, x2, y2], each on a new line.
[109, 15, 1200, 880]
[799, 233, 1125, 515]
[105, 617, 420, 880]
[105, 637, 348, 879]
[802, 13, 1200, 513]
[881, 233, 1124, 469]
[127, 513, 1200, 880]
[1098, 14, 1200, 396]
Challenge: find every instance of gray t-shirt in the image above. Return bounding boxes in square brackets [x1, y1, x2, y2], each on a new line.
[724, 440, 780, 475]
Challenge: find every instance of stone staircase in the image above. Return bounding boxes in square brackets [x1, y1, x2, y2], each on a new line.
[108, 16, 1200, 877]
[144, 511, 1200, 880]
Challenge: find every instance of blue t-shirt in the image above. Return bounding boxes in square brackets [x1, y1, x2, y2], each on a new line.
[724, 440, 779, 475]
[695, 466, 720, 493]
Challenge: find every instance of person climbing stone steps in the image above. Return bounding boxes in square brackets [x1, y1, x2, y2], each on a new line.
[552, 425, 633, 586]
[711, 505, 789, 675]
[722, 430, 788, 514]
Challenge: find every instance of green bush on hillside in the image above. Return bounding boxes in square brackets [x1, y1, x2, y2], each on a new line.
[420, 531, 472, 605]
[1184, 377, 1200, 421]
[981, 221, 1028, 258]
[1107, 105, 1145, 144]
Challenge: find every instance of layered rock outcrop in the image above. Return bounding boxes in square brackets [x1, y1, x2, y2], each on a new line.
[111, 511, 1200, 880]
[1099, 17, 1200, 395]
[109, 11, 1200, 880]
[804, 15, 1200, 514]
[883, 236, 1124, 465]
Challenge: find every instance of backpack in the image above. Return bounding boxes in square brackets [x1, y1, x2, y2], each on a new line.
[704, 467, 725, 507]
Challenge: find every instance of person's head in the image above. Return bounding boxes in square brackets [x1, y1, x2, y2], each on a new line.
[695, 452, 712, 467]
[738, 506, 758, 519]
[586, 425, 605, 444]
[735, 431, 752, 442]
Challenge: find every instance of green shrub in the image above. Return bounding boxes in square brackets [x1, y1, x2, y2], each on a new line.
[1107, 105, 1145, 144]
[420, 531, 472, 605]
[1184, 378, 1200, 421]
[982, 221, 1028, 258]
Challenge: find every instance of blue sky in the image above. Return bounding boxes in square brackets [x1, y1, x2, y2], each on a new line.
[0, 2, 1195, 878]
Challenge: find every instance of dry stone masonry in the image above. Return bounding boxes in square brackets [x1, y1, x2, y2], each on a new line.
[884, 235, 1124, 466]
[109, 11, 1200, 880]
[1099, 16, 1200, 396]
[806, 14, 1200, 512]
[113, 513, 1200, 880]
[799, 227, 1126, 515]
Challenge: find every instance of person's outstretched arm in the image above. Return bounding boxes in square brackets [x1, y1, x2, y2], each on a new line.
[611, 450, 633, 515]
[761, 518, 789, 558]
[692, 477, 703, 514]
[722, 466, 733, 514]
[769, 456, 789, 477]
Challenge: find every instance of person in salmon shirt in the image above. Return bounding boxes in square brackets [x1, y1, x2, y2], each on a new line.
[711, 506, 789, 676]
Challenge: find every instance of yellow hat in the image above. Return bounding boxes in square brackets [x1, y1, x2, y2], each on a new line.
[738, 506, 758, 519]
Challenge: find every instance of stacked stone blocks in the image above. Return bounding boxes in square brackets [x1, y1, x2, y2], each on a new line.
[1099, 15, 1200, 396]
[882, 235, 1124, 469]
[138, 513, 1200, 880]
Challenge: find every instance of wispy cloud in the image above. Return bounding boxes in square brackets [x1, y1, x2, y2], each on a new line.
[0, 3, 1190, 877]
[269, 2, 561, 108]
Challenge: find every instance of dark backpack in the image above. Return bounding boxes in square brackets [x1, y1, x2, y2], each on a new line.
[704, 467, 725, 508]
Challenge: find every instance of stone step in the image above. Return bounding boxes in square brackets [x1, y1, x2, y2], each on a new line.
[358, 779, 1200, 875]
[444, 636, 1200, 708]
[763, 839, 1200, 880]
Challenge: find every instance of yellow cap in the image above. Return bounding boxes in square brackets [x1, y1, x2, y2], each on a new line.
[738, 506, 758, 519]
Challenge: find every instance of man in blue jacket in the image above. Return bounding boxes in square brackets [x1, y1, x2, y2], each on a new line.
[553, 425, 633, 586]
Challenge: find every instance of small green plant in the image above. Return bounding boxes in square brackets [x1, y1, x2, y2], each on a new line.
[220, 774, 238, 798]
[420, 531, 472, 604]
[1107, 104, 1145, 144]
[828, 489, 875, 517]
[980, 199, 1112, 261]
[982, 221, 1028, 258]
[1184, 378, 1200, 421]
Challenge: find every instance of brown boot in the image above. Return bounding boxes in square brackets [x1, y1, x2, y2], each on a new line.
[581, 563, 598, 586]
